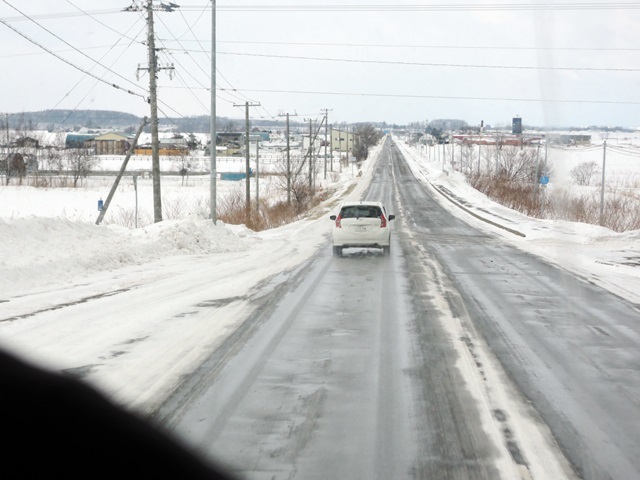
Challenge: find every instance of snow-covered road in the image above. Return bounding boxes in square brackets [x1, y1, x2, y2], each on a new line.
[1, 136, 639, 479]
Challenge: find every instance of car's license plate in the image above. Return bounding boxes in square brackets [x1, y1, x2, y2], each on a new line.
[355, 226, 367, 232]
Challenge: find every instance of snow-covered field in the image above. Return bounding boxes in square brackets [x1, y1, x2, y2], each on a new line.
[1, 135, 639, 412]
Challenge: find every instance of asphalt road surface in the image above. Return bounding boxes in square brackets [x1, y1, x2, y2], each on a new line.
[157, 137, 640, 480]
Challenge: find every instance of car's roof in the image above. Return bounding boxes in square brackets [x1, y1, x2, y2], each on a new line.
[339, 201, 384, 207]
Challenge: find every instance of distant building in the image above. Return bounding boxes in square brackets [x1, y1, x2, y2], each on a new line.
[512, 117, 522, 135]
[134, 137, 189, 156]
[547, 134, 591, 146]
[331, 129, 357, 152]
[93, 132, 131, 155]
[452, 134, 543, 146]
[65, 133, 97, 149]
[12, 136, 39, 149]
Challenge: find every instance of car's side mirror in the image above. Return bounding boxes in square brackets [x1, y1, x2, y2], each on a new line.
[330, 215, 337, 220]
[389, 214, 395, 220]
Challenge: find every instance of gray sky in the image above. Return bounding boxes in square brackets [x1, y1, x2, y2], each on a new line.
[0, 1, 638, 128]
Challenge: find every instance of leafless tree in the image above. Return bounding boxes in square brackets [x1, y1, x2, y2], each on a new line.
[460, 143, 476, 175]
[64, 148, 95, 187]
[491, 145, 537, 182]
[2, 153, 26, 185]
[272, 151, 311, 212]
[570, 161, 600, 186]
[174, 151, 200, 186]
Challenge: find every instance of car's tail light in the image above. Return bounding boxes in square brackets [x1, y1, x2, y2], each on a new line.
[336, 214, 342, 228]
[380, 215, 387, 228]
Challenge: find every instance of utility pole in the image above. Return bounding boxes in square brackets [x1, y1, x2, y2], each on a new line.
[96, 117, 148, 225]
[210, 0, 217, 223]
[535, 143, 541, 195]
[308, 118, 313, 191]
[4, 113, 9, 158]
[600, 140, 607, 226]
[451, 136, 454, 170]
[478, 120, 483, 176]
[255, 137, 260, 217]
[286, 113, 290, 205]
[235, 101, 260, 222]
[147, 1, 162, 223]
[337, 125, 341, 173]
[278, 111, 298, 205]
[321, 108, 332, 179]
[126, 0, 177, 223]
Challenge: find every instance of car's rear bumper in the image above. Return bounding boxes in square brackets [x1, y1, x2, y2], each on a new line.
[332, 233, 390, 248]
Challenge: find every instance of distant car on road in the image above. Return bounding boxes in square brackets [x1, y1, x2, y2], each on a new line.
[329, 201, 395, 256]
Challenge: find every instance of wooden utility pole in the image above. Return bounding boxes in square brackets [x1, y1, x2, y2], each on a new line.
[337, 125, 342, 173]
[278, 112, 298, 205]
[146, 1, 162, 222]
[321, 108, 332, 179]
[210, 0, 217, 223]
[127, 1, 177, 223]
[308, 118, 313, 190]
[255, 138, 260, 217]
[286, 113, 291, 204]
[235, 101, 260, 221]
[96, 117, 148, 225]
[600, 140, 607, 226]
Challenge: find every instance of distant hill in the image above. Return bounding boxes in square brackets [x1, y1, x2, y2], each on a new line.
[6, 109, 287, 134]
[8, 110, 142, 130]
[9, 109, 396, 134]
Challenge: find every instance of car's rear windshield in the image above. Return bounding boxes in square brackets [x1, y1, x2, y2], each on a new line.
[340, 205, 383, 218]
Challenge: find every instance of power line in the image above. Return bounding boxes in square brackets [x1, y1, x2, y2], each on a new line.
[182, 3, 640, 12]
[155, 5, 264, 113]
[65, 0, 142, 44]
[171, 5, 276, 119]
[0, 43, 136, 58]
[49, 22, 148, 124]
[165, 39, 640, 52]
[0, 16, 147, 100]
[217, 50, 640, 73]
[0, 9, 122, 22]
[608, 145, 640, 157]
[1, 0, 147, 94]
[2, 2, 638, 22]
[220, 87, 640, 105]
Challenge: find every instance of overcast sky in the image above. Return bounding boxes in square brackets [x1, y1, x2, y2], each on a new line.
[0, 1, 638, 128]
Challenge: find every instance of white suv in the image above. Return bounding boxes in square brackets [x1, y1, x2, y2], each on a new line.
[329, 201, 395, 256]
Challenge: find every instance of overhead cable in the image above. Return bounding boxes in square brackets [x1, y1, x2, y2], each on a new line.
[3, 2, 638, 22]
[217, 50, 640, 73]
[0, 17, 147, 100]
[2, 0, 147, 94]
[219, 87, 640, 105]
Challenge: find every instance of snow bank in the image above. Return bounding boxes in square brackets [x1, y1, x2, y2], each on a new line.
[0, 217, 256, 298]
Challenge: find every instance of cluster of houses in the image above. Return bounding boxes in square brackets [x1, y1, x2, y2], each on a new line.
[412, 131, 592, 147]
[64, 132, 191, 156]
[2, 126, 360, 175]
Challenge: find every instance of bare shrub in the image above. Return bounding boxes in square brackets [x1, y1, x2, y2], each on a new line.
[218, 186, 248, 225]
[471, 174, 640, 232]
[600, 189, 640, 232]
[191, 194, 211, 219]
[468, 174, 541, 216]
[260, 200, 299, 228]
[162, 196, 188, 220]
[103, 207, 153, 228]
[570, 161, 600, 186]
[28, 174, 49, 188]
[217, 181, 327, 232]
